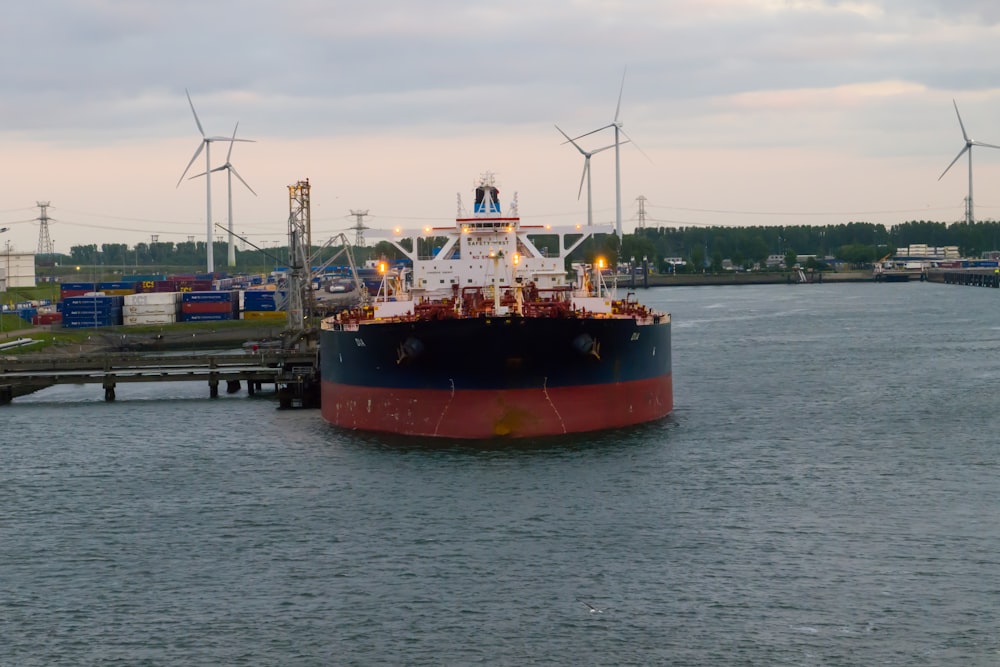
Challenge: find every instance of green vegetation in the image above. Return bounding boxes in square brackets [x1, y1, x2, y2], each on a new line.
[42, 219, 1000, 277]
[1, 312, 27, 333]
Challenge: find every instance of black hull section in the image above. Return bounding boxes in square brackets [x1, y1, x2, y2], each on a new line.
[321, 316, 671, 391]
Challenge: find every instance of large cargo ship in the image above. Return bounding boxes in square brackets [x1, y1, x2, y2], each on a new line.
[319, 174, 672, 438]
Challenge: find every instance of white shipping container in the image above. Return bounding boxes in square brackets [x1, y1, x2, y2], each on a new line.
[124, 292, 182, 306]
[124, 313, 177, 326]
[124, 304, 180, 316]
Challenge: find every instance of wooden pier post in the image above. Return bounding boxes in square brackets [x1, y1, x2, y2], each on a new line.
[103, 375, 116, 402]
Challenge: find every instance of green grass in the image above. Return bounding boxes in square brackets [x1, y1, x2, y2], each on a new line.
[0, 312, 30, 333]
[2, 284, 61, 306]
[1, 316, 292, 355]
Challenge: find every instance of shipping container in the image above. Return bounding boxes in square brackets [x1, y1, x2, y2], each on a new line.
[63, 322, 117, 329]
[62, 303, 122, 314]
[33, 313, 62, 325]
[176, 280, 214, 292]
[182, 290, 236, 303]
[59, 290, 92, 299]
[152, 281, 180, 293]
[124, 292, 181, 306]
[179, 312, 234, 322]
[124, 313, 177, 326]
[242, 310, 287, 321]
[124, 304, 179, 316]
[63, 295, 125, 306]
[245, 302, 278, 312]
[181, 301, 237, 314]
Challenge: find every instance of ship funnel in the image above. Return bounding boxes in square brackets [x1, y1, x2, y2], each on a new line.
[474, 185, 501, 214]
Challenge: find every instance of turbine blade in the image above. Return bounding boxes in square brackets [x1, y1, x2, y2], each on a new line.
[953, 99, 969, 143]
[188, 170, 210, 180]
[970, 140, 1000, 150]
[229, 165, 257, 196]
[186, 89, 205, 137]
[590, 140, 626, 155]
[578, 158, 589, 200]
[207, 135, 252, 142]
[619, 128, 653, 163]
[177, 142, 205, 187]
[555, 124, 588, 156]
[939, 145, 969, 180]
[568, 124, 616, 143]
[614, 65, 627, 123]
[226, 122, 239, 161]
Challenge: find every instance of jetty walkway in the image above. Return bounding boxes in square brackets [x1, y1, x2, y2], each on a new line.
[0, 349, 319, 408]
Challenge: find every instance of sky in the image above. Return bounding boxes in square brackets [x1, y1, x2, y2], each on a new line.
[3, 0, 1000, 257]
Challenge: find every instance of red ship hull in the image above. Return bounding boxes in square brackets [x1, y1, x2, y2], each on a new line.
[321, 373, 673, 439]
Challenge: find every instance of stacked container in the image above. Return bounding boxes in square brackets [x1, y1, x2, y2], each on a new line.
[133, 280, 183, 294]
[176, 279, 214, 292]
[123, 292, 182, 326]
[242, 289, 287, 321]
[33, 304, 62, 326]
[97, 281, 137, 297]
[180, 291, 238, 322]
[60, 282, 96, 299]
[62, 295, 124, 328]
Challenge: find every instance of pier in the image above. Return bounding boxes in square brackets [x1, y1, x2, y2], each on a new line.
[926, 269, 1000, 288]
[0, 349, 320, 408]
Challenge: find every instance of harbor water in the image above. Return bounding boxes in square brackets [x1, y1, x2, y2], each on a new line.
[3, 282, 1000, 665]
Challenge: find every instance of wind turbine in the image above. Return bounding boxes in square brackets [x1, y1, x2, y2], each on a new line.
[177, 89, 251, 273]
[939, 99, 1000, 225]
[189, 122, 257, 267]
[555, 124, 623, 227]
[568, 67, 649, 241]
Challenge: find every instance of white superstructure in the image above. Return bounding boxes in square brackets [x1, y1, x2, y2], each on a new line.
[376, 173, 609, 306]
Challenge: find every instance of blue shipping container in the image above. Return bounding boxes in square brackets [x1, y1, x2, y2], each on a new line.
[182, 291, 235, 303]
[179, 313, 235, 322]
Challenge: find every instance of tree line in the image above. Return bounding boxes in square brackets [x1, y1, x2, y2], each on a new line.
[54, 219, 1000, 274]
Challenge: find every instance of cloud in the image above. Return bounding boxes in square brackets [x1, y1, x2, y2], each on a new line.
[4, 0, 1000, 251]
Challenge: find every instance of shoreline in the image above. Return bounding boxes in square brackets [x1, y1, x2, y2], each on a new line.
[621, 270, 871, 287]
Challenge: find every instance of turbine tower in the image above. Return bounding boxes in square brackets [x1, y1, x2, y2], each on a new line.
[555, 125, 619, 227]
[939, 99, 1000, 225]
[190, 122, 256, 267]
[569, 67, 647, 241]
[176, 89, 251, 273]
